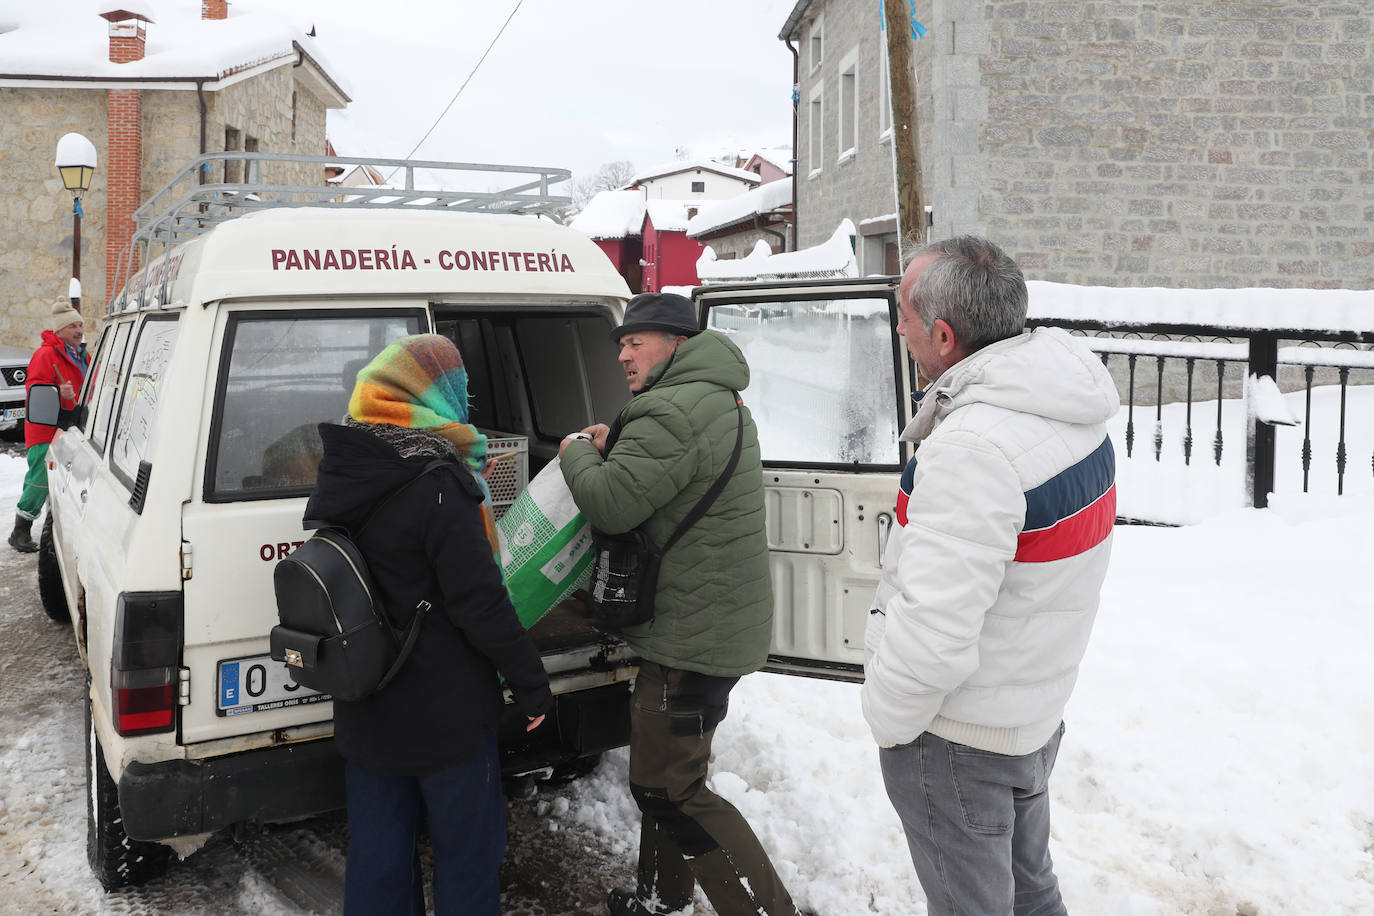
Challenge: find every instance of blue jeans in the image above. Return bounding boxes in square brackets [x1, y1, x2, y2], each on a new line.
[879, 724, 1067, 916]
[344, 730, 505, 916]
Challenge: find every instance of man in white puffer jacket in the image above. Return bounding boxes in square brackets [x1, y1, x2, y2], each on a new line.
[863, 236, 1119, 916]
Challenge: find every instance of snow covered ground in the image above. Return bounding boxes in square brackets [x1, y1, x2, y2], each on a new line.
[2, 384, 1371, 914]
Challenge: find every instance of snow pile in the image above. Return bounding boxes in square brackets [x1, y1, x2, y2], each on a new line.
[557, 496, 1374, 914]
[686, 180, 792, 237]
[570, 190, 645, 240]
[698, 219, 857, 282]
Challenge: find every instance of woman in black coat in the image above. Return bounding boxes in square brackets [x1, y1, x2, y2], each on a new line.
[304, 334, 552, 916]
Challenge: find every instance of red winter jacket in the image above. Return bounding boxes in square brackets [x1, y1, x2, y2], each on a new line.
[24, 330, 86, 448]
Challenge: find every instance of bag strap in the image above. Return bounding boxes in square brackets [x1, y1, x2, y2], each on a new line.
[375, 598, 434, 693]
[353, 457, 452, 691]
[354, 457, 453, 537]
[660, 391, 744, 556]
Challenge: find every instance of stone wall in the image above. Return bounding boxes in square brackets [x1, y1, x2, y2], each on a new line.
[0, 65, 333, 350]
[0, 88, 109, 349]
[948, 0, 1374, 289]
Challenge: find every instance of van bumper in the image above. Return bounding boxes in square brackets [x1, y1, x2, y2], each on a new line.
[118, 738, 345, 841]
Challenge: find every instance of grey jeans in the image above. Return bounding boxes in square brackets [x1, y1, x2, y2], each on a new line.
[879, 724, 1067, 916]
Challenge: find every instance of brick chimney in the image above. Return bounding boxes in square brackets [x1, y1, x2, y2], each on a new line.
[202, 1, 228, 20]
[99, 8, 154, 296]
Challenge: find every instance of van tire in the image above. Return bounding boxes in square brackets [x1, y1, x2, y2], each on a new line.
[86, 687, 171, 890]
[38, 514, 70, 623]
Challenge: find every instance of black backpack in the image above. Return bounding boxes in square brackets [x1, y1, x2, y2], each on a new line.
[269, 459, 448, 702]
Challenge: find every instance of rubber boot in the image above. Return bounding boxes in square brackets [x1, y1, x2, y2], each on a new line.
[8, 515, 37, 553]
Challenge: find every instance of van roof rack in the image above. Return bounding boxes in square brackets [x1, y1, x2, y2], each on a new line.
[110, 152, 572, 312]
[132, 153, 571, 246]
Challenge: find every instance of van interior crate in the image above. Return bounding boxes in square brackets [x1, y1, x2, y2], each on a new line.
[482, 432, 529, 520]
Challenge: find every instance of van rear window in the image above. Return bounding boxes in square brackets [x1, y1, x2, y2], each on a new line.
[207, 311, 422, 501]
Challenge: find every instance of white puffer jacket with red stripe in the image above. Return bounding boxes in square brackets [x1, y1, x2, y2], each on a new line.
[861, 327, 1121, 754]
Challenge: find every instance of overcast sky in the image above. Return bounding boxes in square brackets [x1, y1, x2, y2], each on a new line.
[238, 0, 801, 183]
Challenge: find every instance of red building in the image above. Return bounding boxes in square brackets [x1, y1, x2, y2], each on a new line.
[640, 201, 703, 292]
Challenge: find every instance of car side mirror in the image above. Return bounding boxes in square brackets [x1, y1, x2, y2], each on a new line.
[26, 383, 61, 427]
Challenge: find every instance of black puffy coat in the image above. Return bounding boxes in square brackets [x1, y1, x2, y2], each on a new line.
[304, 422, 552, 775]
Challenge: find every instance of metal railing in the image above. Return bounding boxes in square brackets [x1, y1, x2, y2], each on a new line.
[108, 153, 572, 312]
[1028, 317, 1374, 510]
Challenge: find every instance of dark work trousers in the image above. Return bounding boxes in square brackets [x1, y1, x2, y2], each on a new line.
[628, 661, 797, 916]
[343, 729, 505, 916]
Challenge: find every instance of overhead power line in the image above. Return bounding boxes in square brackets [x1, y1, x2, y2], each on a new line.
[389, 0, 525, 177]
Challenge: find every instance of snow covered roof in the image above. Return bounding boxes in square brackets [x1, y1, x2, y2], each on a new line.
[645, 199, 697, 233]
[698, 219, 857, 282]
[686, 180, 793, 237]
[0, 0, 349, 105]
[569, 190, 645, 240]
[631, 158, 761, 186]
[747, 147, 793, 175]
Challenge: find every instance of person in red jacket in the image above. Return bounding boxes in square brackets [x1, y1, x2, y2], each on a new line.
[9, 299, 87, 553]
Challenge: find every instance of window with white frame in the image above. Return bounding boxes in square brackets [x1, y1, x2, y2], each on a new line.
[838, 48, 858, 160]
[808, 81, 824, 176]
[809, 14, 824, 72]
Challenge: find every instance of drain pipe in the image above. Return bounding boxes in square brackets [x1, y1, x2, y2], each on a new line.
[196, 78, 208, 184]
[786, 38, 799, 252]
[754, 214, 788, 253]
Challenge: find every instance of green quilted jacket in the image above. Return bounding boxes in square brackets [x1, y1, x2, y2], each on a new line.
[560, 330, 773, 676]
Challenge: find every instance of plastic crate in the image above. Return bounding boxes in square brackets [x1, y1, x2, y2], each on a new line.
[483, 433, 529, 520]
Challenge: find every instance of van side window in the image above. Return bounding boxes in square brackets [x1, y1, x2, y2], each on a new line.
[706, 299, 902, 466]
[84, 321, 134, 457]
[110, 316, 180, 488]
[208, 311, 422, 501]
[514, 316, 626, 437]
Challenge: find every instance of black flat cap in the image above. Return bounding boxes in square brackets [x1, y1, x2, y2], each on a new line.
[611, 292, 701, 342]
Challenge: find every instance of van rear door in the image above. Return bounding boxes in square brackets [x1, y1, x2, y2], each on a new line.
[694, 279, 909, 682]
[178, 304, 426, 745]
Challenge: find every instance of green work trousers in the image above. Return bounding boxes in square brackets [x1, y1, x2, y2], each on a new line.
[627, 661, 796, 916]
[17, 443, 49, 520]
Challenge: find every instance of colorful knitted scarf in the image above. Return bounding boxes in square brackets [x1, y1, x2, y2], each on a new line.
[347, 334, 499, 557]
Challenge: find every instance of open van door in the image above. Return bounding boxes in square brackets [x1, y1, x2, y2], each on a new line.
[694, 278, 911, 683]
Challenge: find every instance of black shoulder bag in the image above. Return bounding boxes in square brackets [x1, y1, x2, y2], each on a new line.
[586, 393, 744, 631]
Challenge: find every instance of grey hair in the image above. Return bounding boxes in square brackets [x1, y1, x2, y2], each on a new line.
[903, 235, 1028, 353]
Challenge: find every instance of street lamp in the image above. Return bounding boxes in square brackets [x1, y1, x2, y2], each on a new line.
[55, 132, 97, 304]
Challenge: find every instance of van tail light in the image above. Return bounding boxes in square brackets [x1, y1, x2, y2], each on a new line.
[111, 592, 183, 736]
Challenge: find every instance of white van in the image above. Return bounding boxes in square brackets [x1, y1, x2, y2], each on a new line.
[32, 154, 912, 889]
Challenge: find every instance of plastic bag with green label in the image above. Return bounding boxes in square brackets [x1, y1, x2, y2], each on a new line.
[497, 458, 593, 629]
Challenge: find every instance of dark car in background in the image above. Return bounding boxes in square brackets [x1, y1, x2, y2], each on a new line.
[0, 344, 31, 441]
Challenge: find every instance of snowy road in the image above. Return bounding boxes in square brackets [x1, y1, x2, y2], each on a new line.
[0, 510, 631, 915]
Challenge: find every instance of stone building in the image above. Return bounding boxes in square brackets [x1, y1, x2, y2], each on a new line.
[780, 0, 1373, 290]
[0, 1, 348, 348]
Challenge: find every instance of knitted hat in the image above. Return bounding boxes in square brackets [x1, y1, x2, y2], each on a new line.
[611, 292, 701, 342]
[51, 298, 81, 333]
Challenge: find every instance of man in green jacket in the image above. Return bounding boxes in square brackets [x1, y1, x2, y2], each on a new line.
[560, 293, 799, 916]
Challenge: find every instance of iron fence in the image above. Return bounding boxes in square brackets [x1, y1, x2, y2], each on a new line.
[1027, 317, 1374, 512]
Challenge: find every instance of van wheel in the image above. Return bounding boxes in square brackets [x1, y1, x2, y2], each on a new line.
[38, 514, 70, 623]
[86, 687, 171, 889]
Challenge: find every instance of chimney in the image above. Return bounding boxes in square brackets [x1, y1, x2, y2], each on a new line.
[99, 9, 154, 297]
[100, 9, 151, 63]
[202, 1, 228, 20]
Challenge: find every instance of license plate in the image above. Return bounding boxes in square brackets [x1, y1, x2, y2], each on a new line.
[216, 654, 330, 716]
[0, 407, 23, 421]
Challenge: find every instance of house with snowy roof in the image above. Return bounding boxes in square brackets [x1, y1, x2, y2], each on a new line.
[572, 156, 779, 293]
[0, 0, 349, 346]
[630, 159, 760, 200]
